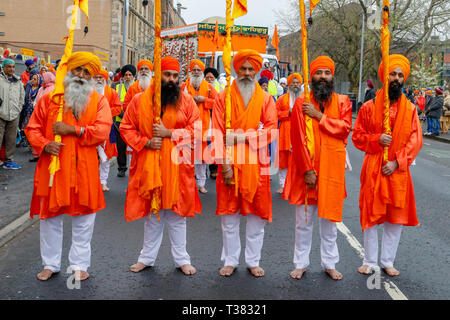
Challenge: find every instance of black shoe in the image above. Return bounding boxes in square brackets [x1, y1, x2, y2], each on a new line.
[29, 157, 39, 162]
[117, 171, 125, 177]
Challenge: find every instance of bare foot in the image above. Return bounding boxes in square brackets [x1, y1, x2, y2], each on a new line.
[276, 188, 283, 194]
[74, 270, 89, 281]
[198, 187, 208, 194]
[130, 262, 148, 273]
[36, 269, 54, 281]
[357, 265, 372, 275]
[180, 264, 196, 275]
[325, 269, 343, 280]
[290, 268, 306, 280]
[102, 184, 110, 192]
[248, 266, 265, 277]
[219, 266, 235, 277]
[383, 267, 400, 277]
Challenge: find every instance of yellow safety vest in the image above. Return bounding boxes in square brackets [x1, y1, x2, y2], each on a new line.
[115, 83, 128, 122]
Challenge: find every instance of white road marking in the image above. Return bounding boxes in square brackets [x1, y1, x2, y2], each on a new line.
[336, 222, 408, 300]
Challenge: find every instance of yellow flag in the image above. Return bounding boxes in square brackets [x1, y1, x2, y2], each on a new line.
[232, 0, 247, 19]
[310, 0, 320, 15]
[79, 0, 89, 25]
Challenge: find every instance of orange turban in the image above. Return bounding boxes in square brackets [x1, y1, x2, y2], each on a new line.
[137, 59, 153, 71]
[233, 49, 263, 73]
[67, 51, 101, 77]
[287, 73, 303, 86]
[190, 59, 205, 72]
[96, 68, 109, 81]
[378, 54, 410, 83]
[310, 56, 335, 80]
[161, 56, 180, 72]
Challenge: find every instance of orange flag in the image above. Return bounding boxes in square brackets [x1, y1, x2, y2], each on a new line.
[310, 0, 320, 16]
[79, 0, 89, 26]
[232, 0, 247, 19]
[271, 25, 280, 61]
[212, 21, 219, 67]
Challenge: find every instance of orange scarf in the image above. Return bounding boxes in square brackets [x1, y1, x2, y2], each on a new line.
[364, 90, 412, 224]
[185, 78, 210, 141]
[136, 82, 179, 214]
[229, 81, 264, 203]
[36, 91, 100, 212]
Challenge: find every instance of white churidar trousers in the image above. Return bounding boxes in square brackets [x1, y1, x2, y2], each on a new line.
[293, 204, 339, 270]
[40, 213, 97, 272]
[195, 163, 208, 188]
[363, 222, 403, 268]
[278, 168, 288, 188]
[221, 213, 266, 268]
[97, 145, 110, 186]
[138, 209, 191, 268]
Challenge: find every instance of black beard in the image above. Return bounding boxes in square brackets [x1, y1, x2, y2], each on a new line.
[388, 81, 403, 101]
[161, 80, 180, 107]
[311, 77, 334, 102]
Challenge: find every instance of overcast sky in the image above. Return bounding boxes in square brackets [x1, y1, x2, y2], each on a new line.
[178, 0, 291, 33]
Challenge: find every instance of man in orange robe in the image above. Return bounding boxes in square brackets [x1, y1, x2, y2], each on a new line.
[93, 69, 121, 191]
[122, 59, 153, 113]
[275, 73, 302, 194]
[181, 59, 218, 194]
[352, 54, 422, 277]
[212, 49, 277, 278]
[120, 56, 200, 276]
[282, 56, 352, 281]
[25, 52, 112, 282]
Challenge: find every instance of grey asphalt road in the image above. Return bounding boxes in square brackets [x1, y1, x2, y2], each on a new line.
[0, 137, 448, 301]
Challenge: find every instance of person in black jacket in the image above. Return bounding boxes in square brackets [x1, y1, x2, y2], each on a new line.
[363, 79, 375, 103]
[424, 88, 444, 136]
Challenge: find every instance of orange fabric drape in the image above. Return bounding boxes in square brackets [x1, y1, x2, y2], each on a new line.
[26, 91, 111, 219]
[283, 93, 352, 222]
[276, 93, 292, 169]
[352, 90, 422, 230]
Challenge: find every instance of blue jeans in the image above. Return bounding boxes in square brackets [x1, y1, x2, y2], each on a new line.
[426, 117, 433, 133]
[430, 117, 441, 134]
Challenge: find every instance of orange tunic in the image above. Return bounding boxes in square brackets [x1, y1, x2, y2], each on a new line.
[181, 79, 217, 163]
[282, 93, 352, 222]
[101, 85, 121, 159]
[25, 91, 113, 219]
[352, 90, 422, 230]
[212, 82, 277, 222]
[122, 80, 143, 113]
[120, 90, 201, 221]
[276, 93, 293, 169]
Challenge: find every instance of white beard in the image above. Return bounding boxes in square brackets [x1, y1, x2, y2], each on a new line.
[138, 73, 151, 91]
[190, 73, 204, 89]
[124, 79, 134, 90]
[94, 80, 106, 95]
[236, 77, 256, 108]
[63, 73, 94, 120]
[289, 87, 301, 110]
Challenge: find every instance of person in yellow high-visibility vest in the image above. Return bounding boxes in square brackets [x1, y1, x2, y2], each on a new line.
[113, 64, 136, 177]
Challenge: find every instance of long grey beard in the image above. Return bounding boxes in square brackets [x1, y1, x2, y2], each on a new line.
[124, 80, 134, 90]
[190, 73, 204, 89]
[289, 88, 301, 109]
[138, 73, 151, 91]
[64, 73, 94, 120]
[236, 77, 255, 107]
[94, 81, 105, 95]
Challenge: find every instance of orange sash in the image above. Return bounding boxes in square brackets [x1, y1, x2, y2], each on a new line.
[185, 78, 210, 141]
[229, 81, 264, 203]
[363, 90, 412, 224]
[136, 82, 179, 214]
[35, 91, 100, 212]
